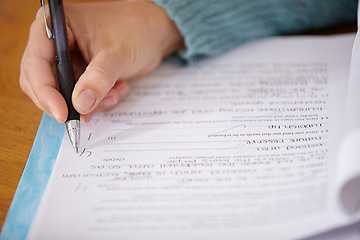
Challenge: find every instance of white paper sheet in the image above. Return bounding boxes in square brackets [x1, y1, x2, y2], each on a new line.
[336, 3, 360, 219]
[27, 34, 360, 240]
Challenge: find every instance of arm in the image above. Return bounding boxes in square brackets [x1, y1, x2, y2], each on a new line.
[151, 0, 358, 64]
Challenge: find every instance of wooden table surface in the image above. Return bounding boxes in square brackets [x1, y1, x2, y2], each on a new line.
[0, 0, 357, 231]
[0, 0, 43, 230]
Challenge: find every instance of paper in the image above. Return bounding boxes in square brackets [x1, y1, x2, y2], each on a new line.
[336, 3, 360, 218]
[27, 34, 360, 240]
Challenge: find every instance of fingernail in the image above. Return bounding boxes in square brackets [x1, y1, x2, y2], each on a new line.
[76, 89, 96, 112]
[49, 108, 60, 122]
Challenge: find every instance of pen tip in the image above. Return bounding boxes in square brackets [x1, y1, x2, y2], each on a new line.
[66, 120, 80, 154]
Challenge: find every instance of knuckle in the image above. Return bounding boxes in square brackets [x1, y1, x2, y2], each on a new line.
[35, 7, 43, 21]
[91, 67, 114, 88]
[19, 62, 30, 92]
[32, 7, 47, 35]
[29, 20, 37, 34]
[114, 43, 137, 73]
[88, 62, 116, 89]
[35, 5, 51, 31]
[19, 75, 27, 92]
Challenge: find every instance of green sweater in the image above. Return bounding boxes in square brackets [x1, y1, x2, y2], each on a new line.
[150, 0, 358, 64]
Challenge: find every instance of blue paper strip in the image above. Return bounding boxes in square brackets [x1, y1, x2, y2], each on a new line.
[0, 114, 64, 240]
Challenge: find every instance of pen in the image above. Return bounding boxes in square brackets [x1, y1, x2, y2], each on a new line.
[41, 0, 80, 153]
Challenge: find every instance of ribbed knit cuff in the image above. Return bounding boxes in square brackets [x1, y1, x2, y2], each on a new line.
[150, 0, 357, 65]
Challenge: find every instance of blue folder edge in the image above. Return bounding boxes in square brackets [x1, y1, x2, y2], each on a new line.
[0, 113, 64, 240]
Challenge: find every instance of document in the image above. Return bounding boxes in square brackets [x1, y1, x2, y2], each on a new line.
[27, 34, 360, 240]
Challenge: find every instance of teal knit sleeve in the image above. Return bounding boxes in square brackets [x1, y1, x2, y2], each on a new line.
[150, 0, 358, 64]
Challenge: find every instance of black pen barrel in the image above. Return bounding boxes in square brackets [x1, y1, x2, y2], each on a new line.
[57, 62, 79, 121]
[48, 0, 79, 121]
[48, 0, 71, 63]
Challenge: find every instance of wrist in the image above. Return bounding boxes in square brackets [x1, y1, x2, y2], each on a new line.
[141, 0, 184, 58]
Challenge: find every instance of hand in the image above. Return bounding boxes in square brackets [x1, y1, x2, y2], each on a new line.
[20, 0, 183, 122]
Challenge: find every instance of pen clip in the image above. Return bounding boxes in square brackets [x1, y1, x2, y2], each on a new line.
[40, 0, 53, 39]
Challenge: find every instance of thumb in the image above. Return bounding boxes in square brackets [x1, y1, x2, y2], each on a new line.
[72, 51, 128, 114]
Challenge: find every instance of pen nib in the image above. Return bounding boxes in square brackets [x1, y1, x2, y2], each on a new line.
[66, 120, 80, 153]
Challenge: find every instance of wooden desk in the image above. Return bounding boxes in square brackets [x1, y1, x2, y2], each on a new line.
[0, 0, 43, 230]
[0, 0, 357, 231]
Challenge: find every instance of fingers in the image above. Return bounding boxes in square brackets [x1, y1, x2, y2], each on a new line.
[21, 6, 132, 123]
[21, 55, 68, 123]
[97, 81, 130, 111]
[72, 50, 130, 114]
[21, 0, 182, 122]
[81, 81, 130, 122]
[20, 8, 68, 123]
